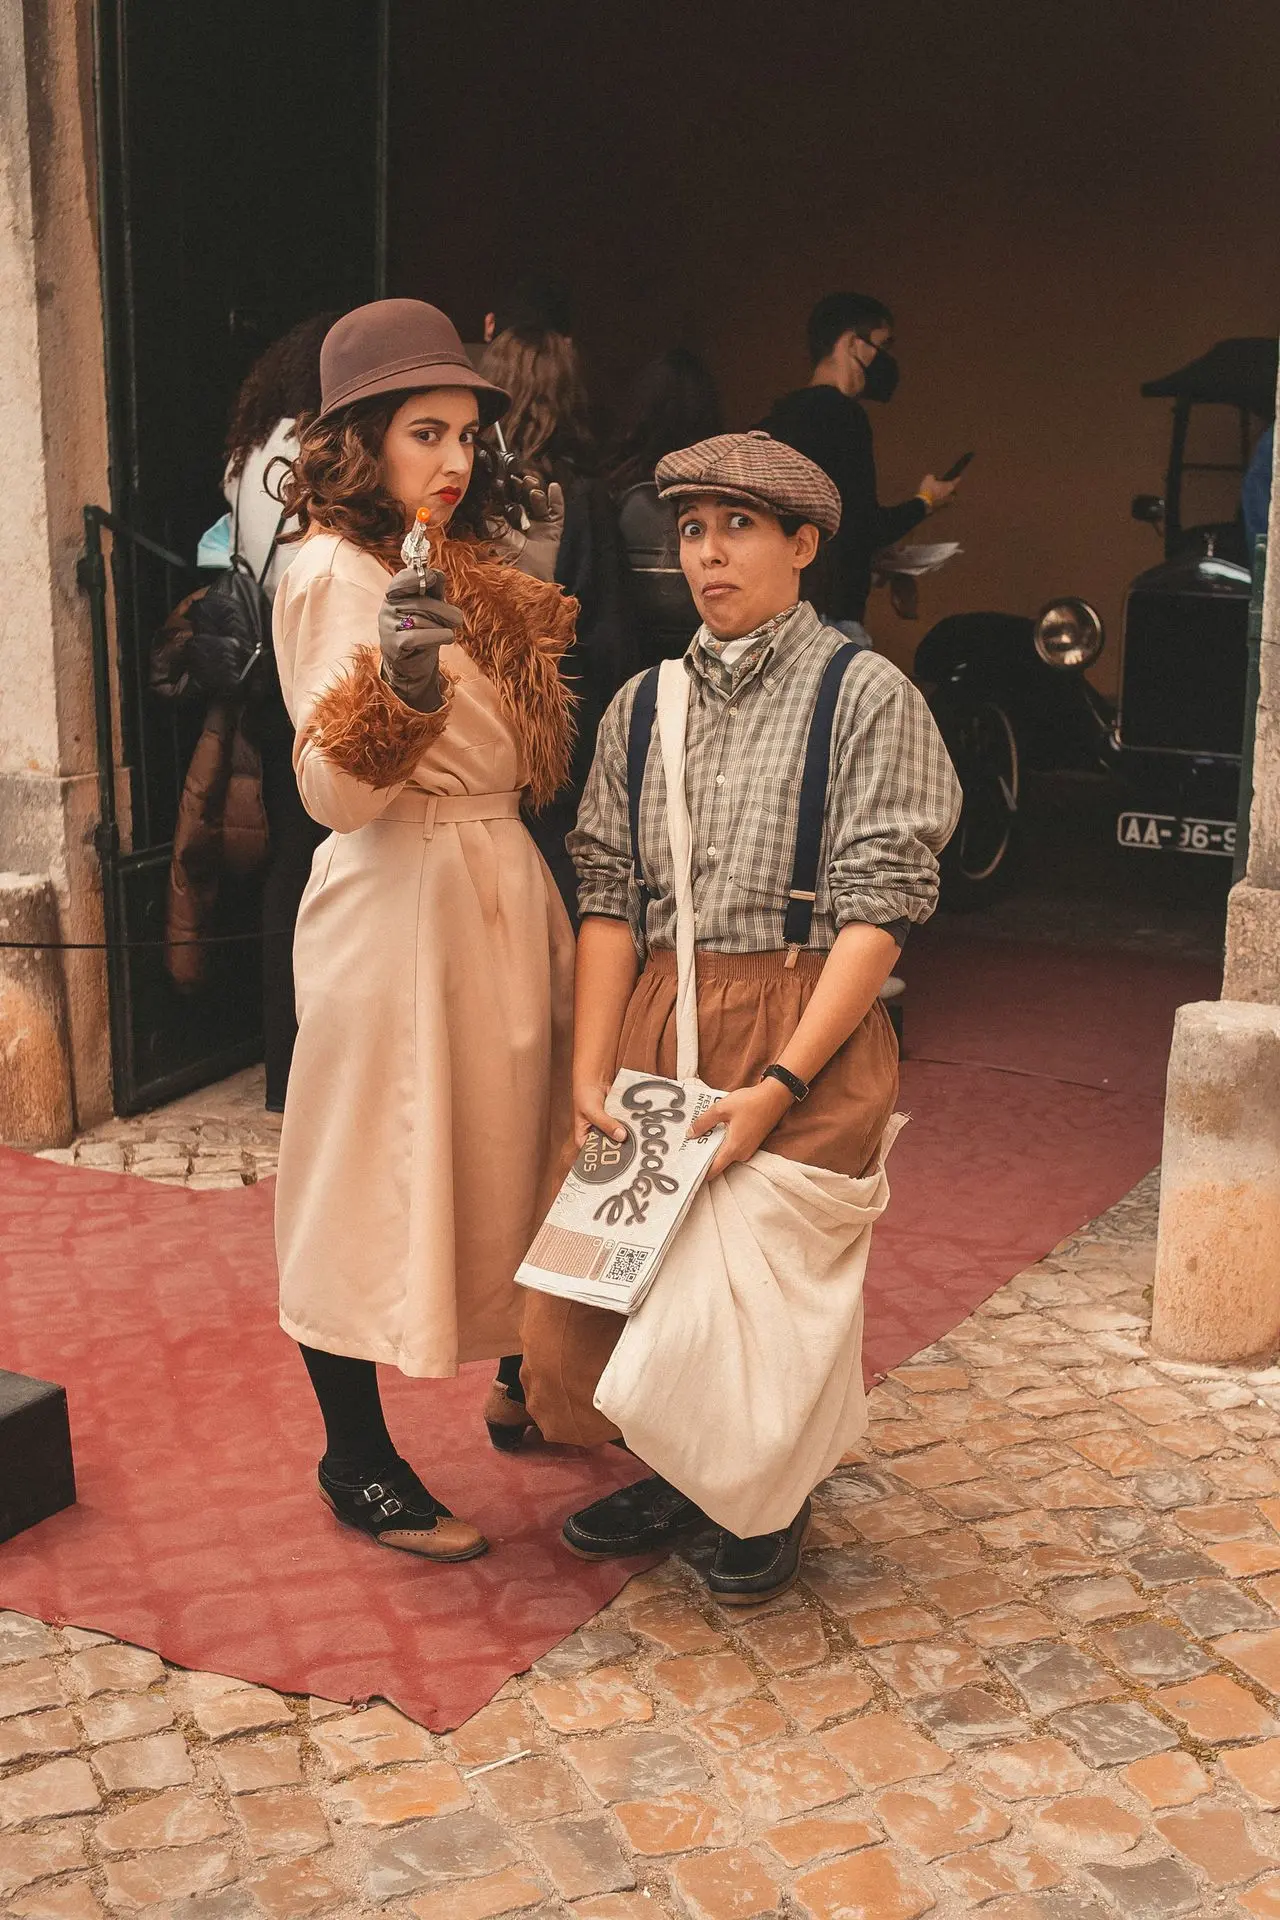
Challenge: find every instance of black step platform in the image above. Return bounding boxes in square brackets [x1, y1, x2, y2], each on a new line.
[0, 1371, 76, 1544]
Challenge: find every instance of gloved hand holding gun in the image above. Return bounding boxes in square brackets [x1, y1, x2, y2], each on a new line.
[486, 424, 566, 583]
[378, 509, 465, 711]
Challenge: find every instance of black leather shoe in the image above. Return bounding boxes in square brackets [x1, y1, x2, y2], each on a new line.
[562, 1475, 702, 1559]
[707, 1498, 812, 1605]
[318, 1461, 488, 1562]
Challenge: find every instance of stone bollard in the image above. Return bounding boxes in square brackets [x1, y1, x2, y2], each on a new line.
[0, 873, 74, 1150]
[1151, 1000, 1280, 1364]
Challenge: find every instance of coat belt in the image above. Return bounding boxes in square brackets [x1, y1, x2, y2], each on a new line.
[379, 789, 524, 839]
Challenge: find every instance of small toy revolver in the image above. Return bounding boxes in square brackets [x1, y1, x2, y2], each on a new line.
[401, 507, 432, 590]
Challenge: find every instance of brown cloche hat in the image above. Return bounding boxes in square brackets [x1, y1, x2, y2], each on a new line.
[315, 299, 510, 426]
[656, 430, 841, 537]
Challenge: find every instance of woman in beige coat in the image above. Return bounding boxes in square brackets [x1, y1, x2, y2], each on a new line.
[273, 300, 576, 1563]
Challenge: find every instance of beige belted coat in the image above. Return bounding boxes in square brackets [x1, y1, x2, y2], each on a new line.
[272, 530, 576, 1377]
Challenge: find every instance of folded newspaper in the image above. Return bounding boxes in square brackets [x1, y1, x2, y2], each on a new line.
[516, 1070, 724, 1314]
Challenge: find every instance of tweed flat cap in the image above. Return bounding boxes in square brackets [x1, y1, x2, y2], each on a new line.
[656, 430, 841, 536]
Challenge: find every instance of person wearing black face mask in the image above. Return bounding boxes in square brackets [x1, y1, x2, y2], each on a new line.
[761, 292, 959, 639]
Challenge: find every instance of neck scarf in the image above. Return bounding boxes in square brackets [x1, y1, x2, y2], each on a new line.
[694, 603, 798, 694]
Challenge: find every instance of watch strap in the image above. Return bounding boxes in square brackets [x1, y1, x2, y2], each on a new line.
[761, 1062, 810, 1103]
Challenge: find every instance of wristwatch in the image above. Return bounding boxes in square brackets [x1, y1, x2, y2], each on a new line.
[761, 1062, 810, 1103]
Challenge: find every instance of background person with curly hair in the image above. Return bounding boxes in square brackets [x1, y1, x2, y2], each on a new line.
[480, 324, 636, 917]
[271, 300, 577, 1564]
[218, 313, 336, 1109]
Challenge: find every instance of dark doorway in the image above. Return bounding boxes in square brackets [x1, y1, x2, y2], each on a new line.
[90, 0, 387, 1113]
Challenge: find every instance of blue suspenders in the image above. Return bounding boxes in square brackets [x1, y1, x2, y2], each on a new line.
[625, 642, 860, 958]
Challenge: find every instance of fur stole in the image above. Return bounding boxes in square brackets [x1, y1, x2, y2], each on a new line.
[303, 536, 578, 806]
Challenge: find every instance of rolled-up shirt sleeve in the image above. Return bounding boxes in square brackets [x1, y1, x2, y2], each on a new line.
[568, 682, 634, 921]
[826, 672, 962, 929]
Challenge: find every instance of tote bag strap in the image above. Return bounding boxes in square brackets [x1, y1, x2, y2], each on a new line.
[654, 658, 699, 1080]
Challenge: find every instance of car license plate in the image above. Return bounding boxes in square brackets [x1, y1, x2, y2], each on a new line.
[1116, 811, 1235, 857]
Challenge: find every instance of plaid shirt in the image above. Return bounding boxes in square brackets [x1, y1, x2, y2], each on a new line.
[570, 601, 962, 954]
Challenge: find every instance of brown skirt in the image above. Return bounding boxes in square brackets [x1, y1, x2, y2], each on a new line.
[521, 948, 899, 1447]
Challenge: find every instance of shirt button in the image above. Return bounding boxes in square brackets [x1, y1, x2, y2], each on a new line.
[707, 846, 718, 860]
[716, 773, 725, 786]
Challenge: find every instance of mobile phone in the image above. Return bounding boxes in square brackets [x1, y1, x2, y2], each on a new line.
[941, 451, 975, 482]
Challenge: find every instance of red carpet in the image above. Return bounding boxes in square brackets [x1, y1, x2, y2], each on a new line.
[0, 934, 1218, 1727]
[863, 931, 1220, 1379]
[0, 1161, 650, 1730]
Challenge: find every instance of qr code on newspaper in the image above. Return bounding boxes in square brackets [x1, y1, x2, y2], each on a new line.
[604, 1245, 649, 1289]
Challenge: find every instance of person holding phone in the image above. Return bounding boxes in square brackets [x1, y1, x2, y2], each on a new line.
[761, 292, 962, 642]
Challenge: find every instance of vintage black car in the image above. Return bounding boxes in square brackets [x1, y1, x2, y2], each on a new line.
[916, 338, 1276, 907]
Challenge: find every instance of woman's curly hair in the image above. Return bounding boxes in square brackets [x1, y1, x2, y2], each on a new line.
[225, 312, 337, 479]
[278, 392, 499, 568]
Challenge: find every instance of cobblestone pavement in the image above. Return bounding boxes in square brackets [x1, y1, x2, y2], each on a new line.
[10, 1089, 1280, 1915]
[38, 1069, 281, 1188]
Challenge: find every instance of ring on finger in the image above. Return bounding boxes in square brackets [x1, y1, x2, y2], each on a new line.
[396, 615, 416, 631]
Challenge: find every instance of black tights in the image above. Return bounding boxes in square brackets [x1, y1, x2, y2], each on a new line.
[298, 1346, 523, 1482]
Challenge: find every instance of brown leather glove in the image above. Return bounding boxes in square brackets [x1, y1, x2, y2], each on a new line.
[487, 481, 565, 583]
[377, 566, 464, 711]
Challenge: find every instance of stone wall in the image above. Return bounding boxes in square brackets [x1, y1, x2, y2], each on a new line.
[0, 0, 113, 1130]
[1155, 367, 1280, 1362]
[1225, 413, 1280, 1001]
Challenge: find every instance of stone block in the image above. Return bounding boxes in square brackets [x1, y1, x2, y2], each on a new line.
[717, 1739, 851, 1823]
[762, 1806, 881, 1867]
[1051, 1701, 1178, 1766]
[1085, 1855, 1203, 1918]
[0, 1371, 75, 1544]
[768, 1665, 874, 1732]
[692, 1697, 790, 1751]
[0, 874, 74, 1149]
[992, 1643, 1116, 1715]
[670, 1848, 781, 1920]
[363, 1810, 519, 1901]
[875, 1779, 1009, 1858]
[1126, 1546, 1221, 1587]
[791, 1844, 934, 1920]
[911, 1686, 1027, 1749]
[0, 1613, 56, 1666]
[821, 1711, 952, 1789]
[566, 1729, 705, 1803]
[531, 1627, 637, 1680]
[1152, 1000, 1280, 1363]
[525, 1816, 635, 1898]
[1090, 1622, 1212, 1684]
[1225, 880, 1280, 1003]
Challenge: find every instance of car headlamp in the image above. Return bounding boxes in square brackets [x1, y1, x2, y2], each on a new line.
[1033, 598, 1105, 670]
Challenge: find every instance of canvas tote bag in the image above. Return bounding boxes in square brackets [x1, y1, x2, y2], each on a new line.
[595, 658, 903, 1537]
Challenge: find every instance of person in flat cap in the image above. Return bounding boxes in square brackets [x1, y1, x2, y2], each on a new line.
[271, 298, 578, 1564]
[520, 430, 961, 1603]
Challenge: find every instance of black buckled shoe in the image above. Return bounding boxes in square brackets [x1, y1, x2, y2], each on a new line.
[561, 1475, 702, 1559]
[707, 1498, 812, 1605]
[318, 1461, 488, 1562]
